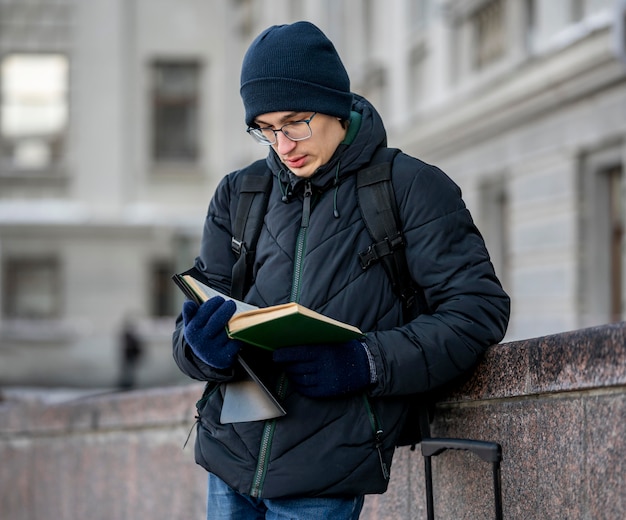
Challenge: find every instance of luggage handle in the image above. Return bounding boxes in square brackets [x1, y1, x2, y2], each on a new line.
[421, 438, 503, 520]
[420, 438, 502, 463]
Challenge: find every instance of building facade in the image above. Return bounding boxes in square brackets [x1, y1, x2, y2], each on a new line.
[0, 0, 624, 387]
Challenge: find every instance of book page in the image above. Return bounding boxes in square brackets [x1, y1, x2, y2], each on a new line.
[180, 275, 258, 314]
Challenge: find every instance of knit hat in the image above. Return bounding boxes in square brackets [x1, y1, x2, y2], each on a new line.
[240, 21, 353, 126]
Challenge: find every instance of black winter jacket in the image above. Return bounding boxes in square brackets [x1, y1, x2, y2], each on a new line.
[172, 95, 510, 499]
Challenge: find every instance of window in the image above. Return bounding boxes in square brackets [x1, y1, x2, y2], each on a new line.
[150, 261, 175, 317]
[479, 176, 510, 290]
[606, 166, 623, 322]
[407, 0, 431, 113]
[524, 0, 536, 52]
[2, 257, 61, 319]
[409, 0, 433, 30]
[0, 53, 69, 172]
[471, 0, 505, 70]
[571, 0, 585, 23]
[151, 61, 201, 163]
[618, 0, 626, 65]
[408, 45, 427, 114]
[0, 0, 72, 176]
[233, 0, 257, 36]
[362, 0, 374, 56]
[579, 150, 624, 326]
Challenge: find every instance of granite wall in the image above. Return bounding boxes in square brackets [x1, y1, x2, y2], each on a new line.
[1, 322, 624, 520]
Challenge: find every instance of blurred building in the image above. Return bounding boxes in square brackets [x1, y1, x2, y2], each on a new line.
[0, 0, 624, 387]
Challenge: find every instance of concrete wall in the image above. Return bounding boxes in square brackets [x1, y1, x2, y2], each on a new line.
[1, 322, 625, 519]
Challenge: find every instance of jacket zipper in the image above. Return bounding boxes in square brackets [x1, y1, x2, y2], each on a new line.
[290, 179, 312, 302]
[250, 417, 277, 497]
[250, 179, 314, 498]
[250, 373, 288, 497]
[363, 395, 390, 480]
[251, 180, 313, 498]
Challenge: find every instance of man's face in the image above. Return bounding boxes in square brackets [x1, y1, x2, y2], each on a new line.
[253, 111, 347, 178]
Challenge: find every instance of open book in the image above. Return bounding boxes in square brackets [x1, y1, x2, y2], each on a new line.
[173, 272, 364, 350]
[172, 270, 365, 423]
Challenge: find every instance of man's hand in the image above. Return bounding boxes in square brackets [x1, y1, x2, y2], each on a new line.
[273, 340, 373, 398]
[182, 296, 242, 369]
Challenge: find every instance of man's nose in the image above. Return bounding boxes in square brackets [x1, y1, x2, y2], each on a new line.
[274, 132, 297, 154]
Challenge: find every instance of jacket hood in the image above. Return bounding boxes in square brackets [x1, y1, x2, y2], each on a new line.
[266, 94, 388, 197]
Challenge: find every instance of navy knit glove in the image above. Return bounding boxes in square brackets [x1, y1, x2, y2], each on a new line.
[182, 296, 242, 370]
[273, 340, 374, 398]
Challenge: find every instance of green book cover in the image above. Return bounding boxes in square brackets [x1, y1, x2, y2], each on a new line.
[226, 303, 364, 351]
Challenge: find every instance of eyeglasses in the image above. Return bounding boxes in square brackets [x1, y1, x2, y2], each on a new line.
[247, 113, 317, 145]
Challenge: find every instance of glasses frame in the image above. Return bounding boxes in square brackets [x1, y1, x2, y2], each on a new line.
[246, 112, 317, 145]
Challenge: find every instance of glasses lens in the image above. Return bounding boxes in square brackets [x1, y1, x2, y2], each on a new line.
[282, 121, 312, 141]
[249, 128, 274, 145]
[247, 115, 314, 145]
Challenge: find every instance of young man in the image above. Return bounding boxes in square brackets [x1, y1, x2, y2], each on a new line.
[173, 21, 510, 520]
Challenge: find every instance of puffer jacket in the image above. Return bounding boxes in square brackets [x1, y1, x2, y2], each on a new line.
[172, 94, 510, 499]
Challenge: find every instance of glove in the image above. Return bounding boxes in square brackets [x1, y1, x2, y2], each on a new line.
[273, 340, 373, 398]
[182, 296, 242, 370]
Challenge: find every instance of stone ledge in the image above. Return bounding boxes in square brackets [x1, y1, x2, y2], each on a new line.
[0, 383, 204, 436]
[448, 322, 626, 402]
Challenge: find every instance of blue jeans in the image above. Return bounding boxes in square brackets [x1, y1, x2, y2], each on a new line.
[206, 473, 364, 520]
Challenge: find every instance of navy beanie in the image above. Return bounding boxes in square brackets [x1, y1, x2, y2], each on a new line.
[240, 21, 353, 126]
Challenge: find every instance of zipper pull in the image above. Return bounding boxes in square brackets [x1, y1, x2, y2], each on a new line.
[301, 180, 312, 228]
[375, 429, 390, 480]
[183, 416, 200, 449]
[303, 180, 313, 198]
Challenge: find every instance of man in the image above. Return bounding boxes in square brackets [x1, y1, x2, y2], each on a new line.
[118, 318, 144, 390]
[173, 21, 510, 520]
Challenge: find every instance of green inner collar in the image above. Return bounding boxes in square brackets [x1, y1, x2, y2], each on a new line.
[341, 111, 361, 145]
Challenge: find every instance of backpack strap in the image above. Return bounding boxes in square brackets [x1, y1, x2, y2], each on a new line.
[230, 160, 273, 300]
[356, 147, 418, 322]
[357, 147, 434, 448]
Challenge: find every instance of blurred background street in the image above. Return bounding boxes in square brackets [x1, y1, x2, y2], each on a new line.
[1, 0, 625, 391]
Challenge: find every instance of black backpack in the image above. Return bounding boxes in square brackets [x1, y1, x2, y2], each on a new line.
[230, 147, 430, 447]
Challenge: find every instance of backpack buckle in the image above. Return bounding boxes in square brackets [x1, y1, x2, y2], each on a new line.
[231, 237, 245, 256]
[359, 233, 405, 270]
[358, 245, 378, 269]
